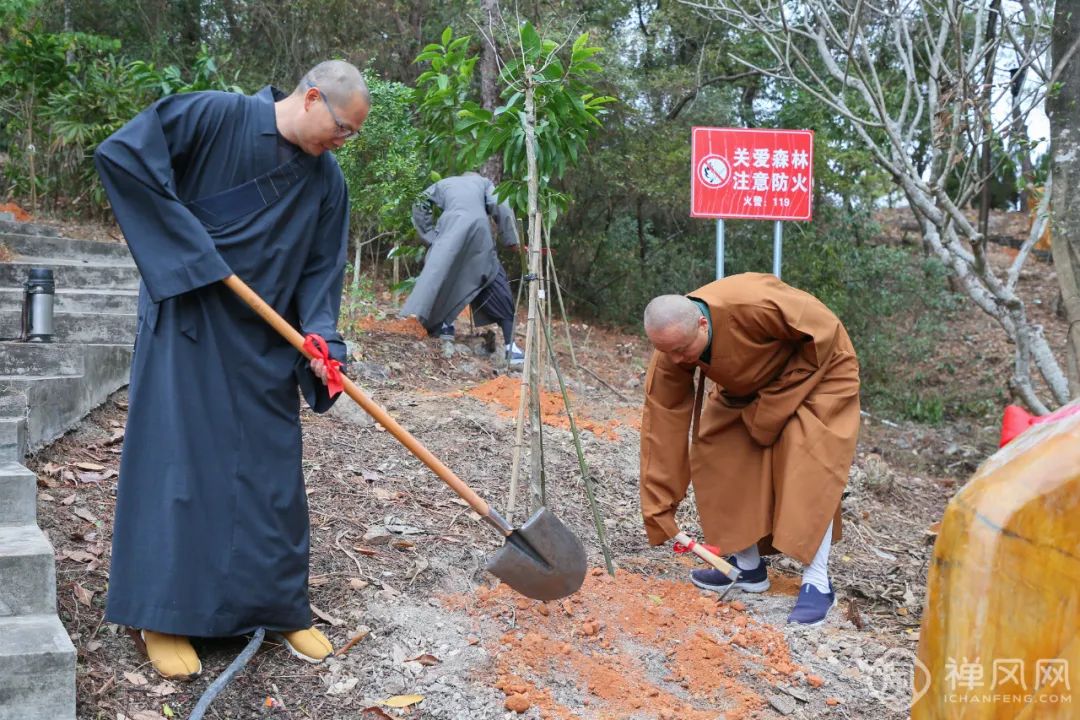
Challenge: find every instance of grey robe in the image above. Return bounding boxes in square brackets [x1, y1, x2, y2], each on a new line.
[94, 86, 348, 637]
[400, 174, 518, 331]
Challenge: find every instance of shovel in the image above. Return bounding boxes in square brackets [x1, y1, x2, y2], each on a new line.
[223, 274, 587, 601]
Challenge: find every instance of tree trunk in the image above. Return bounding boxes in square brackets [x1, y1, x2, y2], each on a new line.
[63, 0, 74, 64]
[1049, 0, 1080, 398]
[480, 0, 502, 183]
[524, 76, 545, 512]
[977, 0, 1000, 250]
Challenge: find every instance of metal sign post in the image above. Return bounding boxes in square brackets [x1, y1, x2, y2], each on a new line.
[773, 220, 782, 279]
[716, 219, 725, 280]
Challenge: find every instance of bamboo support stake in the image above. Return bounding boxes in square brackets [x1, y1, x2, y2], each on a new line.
[545, 225, 578, 369]
[539, 305, 614, 575]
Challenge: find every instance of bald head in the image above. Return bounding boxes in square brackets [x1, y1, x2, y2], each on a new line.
[643, 294, 710, 364]
[644, 295, 699, 337]
[295, 60, 370, 107]
[279, 59, 370, 156]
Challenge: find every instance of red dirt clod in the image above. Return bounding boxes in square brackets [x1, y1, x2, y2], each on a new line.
[505, 694, 531, 713]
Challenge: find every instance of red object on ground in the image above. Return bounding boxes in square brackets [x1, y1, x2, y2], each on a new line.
[690, 127, 814, 221]
[999, 403, 1080, 447]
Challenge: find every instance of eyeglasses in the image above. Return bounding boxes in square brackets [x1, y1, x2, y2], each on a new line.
[307, 81, 358, 139]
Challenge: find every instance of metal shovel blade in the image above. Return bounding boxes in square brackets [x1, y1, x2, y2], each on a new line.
[485, 507, 587, 601]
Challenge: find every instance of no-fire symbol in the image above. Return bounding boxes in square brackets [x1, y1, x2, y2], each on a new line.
[697, 154, 730, 188]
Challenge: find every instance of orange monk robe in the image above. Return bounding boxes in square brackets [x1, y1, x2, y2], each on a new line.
[640, 273, 861, 564]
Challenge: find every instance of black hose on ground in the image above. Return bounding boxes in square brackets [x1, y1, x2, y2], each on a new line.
[188, 627, 266, 720]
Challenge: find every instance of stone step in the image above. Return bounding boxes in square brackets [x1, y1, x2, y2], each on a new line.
[0, 311, 136, 344]
[0, 220, 63, 239]
[0, 287, 139, 315]
[0, 462, 35, 527]
[0, 350, 130, 454]
[0, 419, 27, 466]
[0, 376, 88, 453]
[0, 258, 139, 290]
[0, 393, 25, 417]
[0, 614, 76, 720]
[0, 343, 83, 376]
[0, 231, 131, 262]
[0, 526, 56, 616]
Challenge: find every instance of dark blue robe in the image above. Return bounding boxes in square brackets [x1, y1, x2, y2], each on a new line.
[94, 86, 348, 637]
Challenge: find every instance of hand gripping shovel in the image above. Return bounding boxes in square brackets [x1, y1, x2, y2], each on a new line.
[224, 275, 587, 601]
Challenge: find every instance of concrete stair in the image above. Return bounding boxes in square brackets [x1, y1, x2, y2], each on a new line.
[0, 220, 137, 719]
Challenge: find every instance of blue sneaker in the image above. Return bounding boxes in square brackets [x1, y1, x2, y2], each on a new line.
[690, 557, 770, 594]
[505, 343, 525, 367]
[787, 583, 837, 625]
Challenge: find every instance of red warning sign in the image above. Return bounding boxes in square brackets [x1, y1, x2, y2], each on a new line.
[691, 127, 814, 221]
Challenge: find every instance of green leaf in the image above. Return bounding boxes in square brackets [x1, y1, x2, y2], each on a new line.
[519, 22, 541, 57]
[441, 27, 453, 46]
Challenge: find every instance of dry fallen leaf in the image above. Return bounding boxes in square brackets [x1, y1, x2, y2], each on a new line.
[86, 640, 102, 652]
[63, 550, 97, 563]
[61, 494, 76, 506]
[78, 469, 117, 484]
[360, 708, 394, 719]
[73, 583, 95, 608]
[371, 487, 398, 501]
[310, 603, 344, 626]
[349, 578, 369, 590]
[73, 507, 99, 524]
[123, 671, 149, 687]
[406, 653, 440, 666]
[381, 694, 424, 708]
[148, 681, 177, 697]
[76, 462, 105, 472]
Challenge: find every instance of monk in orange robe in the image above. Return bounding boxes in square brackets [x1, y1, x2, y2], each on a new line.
[640, 273, 860, 624]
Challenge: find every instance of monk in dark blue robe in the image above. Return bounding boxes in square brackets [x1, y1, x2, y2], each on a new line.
[94, 60, 370, 679]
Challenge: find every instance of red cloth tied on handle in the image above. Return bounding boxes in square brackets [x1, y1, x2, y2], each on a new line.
[672, 538, 721, 556]
[302, 333, 344, 398]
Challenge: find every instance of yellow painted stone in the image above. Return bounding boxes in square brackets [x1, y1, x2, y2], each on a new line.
[913, 400, 1080, 719]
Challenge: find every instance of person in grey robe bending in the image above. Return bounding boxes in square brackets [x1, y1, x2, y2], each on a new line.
[94, 60, 369, 680]
[400, 172, 524, 365]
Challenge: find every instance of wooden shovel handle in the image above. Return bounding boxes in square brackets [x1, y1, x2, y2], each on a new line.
[673, 532, 740, 581]
[222, 274, 491, 516]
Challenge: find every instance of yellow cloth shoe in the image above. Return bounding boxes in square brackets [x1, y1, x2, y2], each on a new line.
[278, 627, 333, 663]
[140, 630, 202, 680]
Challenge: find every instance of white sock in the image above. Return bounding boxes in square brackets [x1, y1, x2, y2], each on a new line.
[801, 521, 833, 593]
[733, 544, 761, 570]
